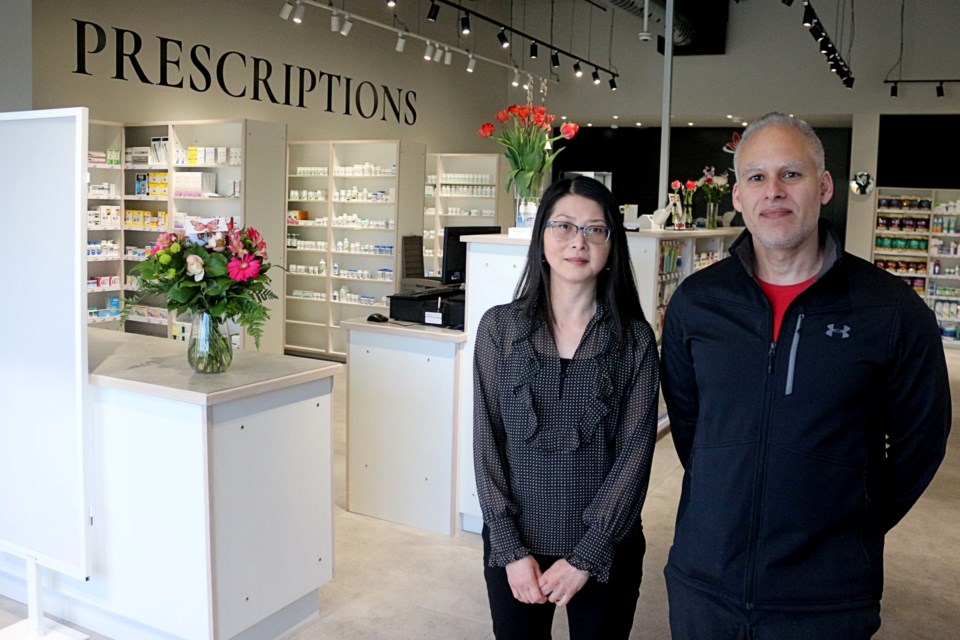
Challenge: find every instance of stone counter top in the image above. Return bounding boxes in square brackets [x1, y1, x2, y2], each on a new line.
[88, 329, 342, 406]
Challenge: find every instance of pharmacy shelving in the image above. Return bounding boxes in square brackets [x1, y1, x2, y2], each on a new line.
[284, 139, 426, 359]
[627, 228, 742, 342]
[423, 153, 503, 277]
[83, 118, 286, 350]
[872, 187, 960, 348]
[86, 120, 126, 327]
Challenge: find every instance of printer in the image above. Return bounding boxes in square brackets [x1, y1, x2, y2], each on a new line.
[388, 287, 465, 328]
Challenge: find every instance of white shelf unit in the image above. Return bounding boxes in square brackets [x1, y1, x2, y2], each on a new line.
[423, 153, 502, 277]
[284, 140, 426, 359]
[87, 120, 126, 329]
[85, 119, 286, 349]
[627, 229, 742, 342]
[873, 187, 960, 348]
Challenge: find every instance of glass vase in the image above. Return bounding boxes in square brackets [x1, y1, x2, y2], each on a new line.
[671, 201, 685, 229]
[187, 312, 233, 374]
[706, 201, 719, 229]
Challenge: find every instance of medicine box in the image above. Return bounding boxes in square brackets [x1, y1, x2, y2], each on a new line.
[148, 171, 169, 196]
[126, 146, 151, 164]
[174, 171, 217, 197]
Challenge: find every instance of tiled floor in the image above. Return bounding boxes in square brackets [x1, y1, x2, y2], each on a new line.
[2, 352, 959, 639]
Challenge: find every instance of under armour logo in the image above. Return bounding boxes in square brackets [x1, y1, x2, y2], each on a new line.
[825, 323, 851, 338]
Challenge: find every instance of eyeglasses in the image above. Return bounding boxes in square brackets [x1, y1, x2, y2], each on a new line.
[545, 220, 611, 244]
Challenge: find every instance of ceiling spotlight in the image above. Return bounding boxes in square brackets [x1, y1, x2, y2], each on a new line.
[592, 67, 601, 85]
[809, 24, 825, 42]
[802, 3, 817, 27]
[460, 12, 471, 35]
[466, 54, 476, 73]
[427, 1, 439, 22]
[339, 15, 353, 37]
[890, 82, 898, 97]
[609, 75, 618, 91]
[387, 0, 396, 7]
[529, 41, 538, 59]
[573, 60, 583, 77]
[279, 0, 294, 21]
[511, 68, 520, 87]
[843, 76, 855, 89]
[443, 47, 452, 65]
[550, 49, 560, 69]
[781, 0, 795, 5]
[522, 75, 531, 91]
[819, 37, 832, 54]
[395, 32, 406, 52]
[433, 45, 443, 62]
[330, 10, 339, 31]
[937, 82, 945, 98]
[497, 28, 509, 48]
[292, 1, 305, 23]
[424, 41, 434, 61]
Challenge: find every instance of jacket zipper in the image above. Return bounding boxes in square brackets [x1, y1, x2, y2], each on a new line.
[747, 336, 777, 611]
[784, 313, 805, 395]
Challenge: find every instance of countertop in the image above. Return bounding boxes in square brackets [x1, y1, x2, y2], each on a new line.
[341, 318, 466, 343]
[88, 329, 343, 406]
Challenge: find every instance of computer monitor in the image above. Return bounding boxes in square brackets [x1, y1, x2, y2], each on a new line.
[440, 226, 502, 285]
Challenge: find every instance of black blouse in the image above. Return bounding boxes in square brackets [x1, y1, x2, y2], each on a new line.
[473, 299, 659, 582]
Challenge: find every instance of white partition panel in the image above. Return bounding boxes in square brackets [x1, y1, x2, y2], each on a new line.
[458, 239, 529, 532]
[0, 108, 90, 578]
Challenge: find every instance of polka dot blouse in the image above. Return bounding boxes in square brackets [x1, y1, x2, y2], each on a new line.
[473, 299, 659, 583]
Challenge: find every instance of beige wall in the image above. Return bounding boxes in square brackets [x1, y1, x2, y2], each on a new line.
[0, 0, 32, 112]
[30, 0, 509, 152]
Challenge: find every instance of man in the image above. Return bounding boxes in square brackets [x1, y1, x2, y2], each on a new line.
[660, 112, 951, 639]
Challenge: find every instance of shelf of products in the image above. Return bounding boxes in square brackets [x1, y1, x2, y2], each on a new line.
[872, 187, 960, 348]
[85, 119, 285, 347]
[422, 154, 503, 277]
[283, 140, 426, 359]
[627, 229, 743, 343]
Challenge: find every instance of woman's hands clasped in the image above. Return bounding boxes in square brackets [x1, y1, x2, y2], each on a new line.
[505, 556, 590, 607]
[539, 559, 589, 606]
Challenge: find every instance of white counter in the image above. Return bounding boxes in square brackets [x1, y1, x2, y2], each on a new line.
[0, 330, 342, 640]
[342, 319, 465, 535]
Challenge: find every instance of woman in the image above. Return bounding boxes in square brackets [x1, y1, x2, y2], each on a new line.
[474, 176, 659, 639]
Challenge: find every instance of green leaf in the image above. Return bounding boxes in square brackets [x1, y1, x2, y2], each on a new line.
[206, 252, 229, 277]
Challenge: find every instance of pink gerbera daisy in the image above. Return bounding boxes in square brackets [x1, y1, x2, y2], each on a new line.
[227, 253, 261, 282]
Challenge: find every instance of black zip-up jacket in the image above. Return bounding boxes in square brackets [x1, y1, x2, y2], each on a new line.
[661, 222, 951, 611]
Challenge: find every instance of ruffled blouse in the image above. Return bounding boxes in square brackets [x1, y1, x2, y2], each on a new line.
[473, 300, 659, 582]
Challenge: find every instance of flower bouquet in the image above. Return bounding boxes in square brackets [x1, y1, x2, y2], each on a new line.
[697, 166, 731, 204]
[670, 179, 698, 229]
[697, 166, 731, 228]
[125, 218, 277, 373]
[478, 104, 579, 203]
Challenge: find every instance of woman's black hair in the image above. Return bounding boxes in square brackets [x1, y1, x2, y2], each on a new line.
[514, 175, 646, 345]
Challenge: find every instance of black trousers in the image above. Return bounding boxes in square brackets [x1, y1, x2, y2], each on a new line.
[665, 569, 882, 640]
[482, 525, 645, 640]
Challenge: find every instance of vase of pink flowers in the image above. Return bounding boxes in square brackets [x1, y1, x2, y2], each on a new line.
[125, 218, 277, 373]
